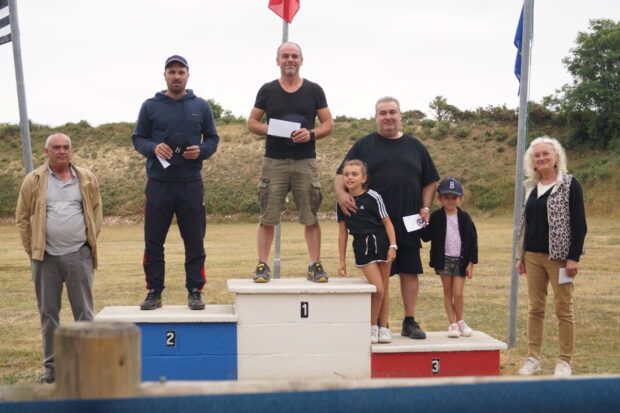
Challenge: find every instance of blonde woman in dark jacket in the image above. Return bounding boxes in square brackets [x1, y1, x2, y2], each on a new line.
[515, 136, 587, 377]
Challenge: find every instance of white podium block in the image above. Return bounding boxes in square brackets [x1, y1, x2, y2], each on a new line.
[227, 278, 375, 380]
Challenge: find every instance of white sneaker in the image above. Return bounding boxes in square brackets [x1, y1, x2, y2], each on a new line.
[519, 357, 541, 375]
[457, 320, 473, 337]
[371, 325, 379, 344]
[554, 360, 572, 377]
[378, 327, 392, 343]
[448, 323, 460, 338]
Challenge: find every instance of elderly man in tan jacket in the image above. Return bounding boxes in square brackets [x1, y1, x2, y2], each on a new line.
[16, 132, 102, 384]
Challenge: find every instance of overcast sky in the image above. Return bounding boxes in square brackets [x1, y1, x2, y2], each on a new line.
[1, 0, 619, 127]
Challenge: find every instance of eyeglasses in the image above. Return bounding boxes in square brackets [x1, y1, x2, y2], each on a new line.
[50, 145, 71, 150]
[533, 151, 552, 159]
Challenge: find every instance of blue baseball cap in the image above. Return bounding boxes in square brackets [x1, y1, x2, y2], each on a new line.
[438, 177, 463, 196]
[165, 55, 188, 68]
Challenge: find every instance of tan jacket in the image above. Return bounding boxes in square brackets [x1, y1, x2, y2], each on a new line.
[16, 162, 103, 269]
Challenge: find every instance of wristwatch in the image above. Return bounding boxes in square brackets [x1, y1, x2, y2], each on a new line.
[309, 130, 316, 141]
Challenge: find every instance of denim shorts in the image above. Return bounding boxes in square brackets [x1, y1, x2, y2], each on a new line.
[435, 256, 464, 277]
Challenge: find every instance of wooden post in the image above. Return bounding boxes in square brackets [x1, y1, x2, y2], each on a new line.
[54, 321, 141, 399]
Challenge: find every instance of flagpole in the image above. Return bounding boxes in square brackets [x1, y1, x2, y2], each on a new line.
[273, 16, 289, 280]
[8, 0, 33, 174]
[282, 20, 288, 44]
[508, 0, 534, 349]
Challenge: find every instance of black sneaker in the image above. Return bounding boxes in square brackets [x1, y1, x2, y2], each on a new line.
[39, 366, 55, 384]
[188, 289, 205, 310]
[253, 262, 271, 283]
[140, 289, 162, 310]
[401, 316, 427, 339]
[307, 262, 328, 283]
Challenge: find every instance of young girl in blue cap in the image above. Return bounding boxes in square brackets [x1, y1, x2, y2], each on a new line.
[421, 177, 478, 338]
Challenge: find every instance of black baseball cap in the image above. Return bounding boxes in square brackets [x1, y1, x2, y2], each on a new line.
[164, 134, 190, 166]
[438, 177, 463, 196]
[165, 55, 188, 68]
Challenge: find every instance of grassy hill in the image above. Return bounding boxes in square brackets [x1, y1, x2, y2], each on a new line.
[0, 117, 618, 219]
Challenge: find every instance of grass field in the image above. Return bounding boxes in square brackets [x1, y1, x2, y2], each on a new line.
[0, 216, 618, 384]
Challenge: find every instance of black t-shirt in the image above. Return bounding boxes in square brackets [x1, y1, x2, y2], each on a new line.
[254, 79, 328, 159]
[337, 132, 439, 247]
[337, 189, 388, 235]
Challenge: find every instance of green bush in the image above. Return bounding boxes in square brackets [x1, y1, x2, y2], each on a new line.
[0, 123, 21, 141]
[420, 119, 436, 129]
[0, 174, 19, 216]
[432, 120, 450, 140]
[508, 135, 518, 147]
[574, 156, 612, 184]
[469, 184, 505, 211]
[494, 128, 509, 141]
[456, 127, 471, 139]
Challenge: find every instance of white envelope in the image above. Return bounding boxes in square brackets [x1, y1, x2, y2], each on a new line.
[558, 268, 573, 284]
[403, 213, 426, 232]
[267, 118, 301, 138]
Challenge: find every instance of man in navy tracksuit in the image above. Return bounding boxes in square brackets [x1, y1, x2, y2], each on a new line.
[132, 55, 219, 310]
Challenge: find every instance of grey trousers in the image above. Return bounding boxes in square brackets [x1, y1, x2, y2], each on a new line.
[32, 245, 94, 368]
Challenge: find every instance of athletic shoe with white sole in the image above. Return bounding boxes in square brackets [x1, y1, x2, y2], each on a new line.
[448, 323, 460, 338]
[371, 325, 379, 344]
[519, 357, 541, 375]
[378, 327, 392, 343]
[553, 360, 572, 377]
[457, 320, 473, 337]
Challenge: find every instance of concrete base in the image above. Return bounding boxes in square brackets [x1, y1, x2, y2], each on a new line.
[371, 330, 507, 378]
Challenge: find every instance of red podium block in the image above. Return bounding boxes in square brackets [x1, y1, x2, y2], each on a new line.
[371, 331, 507, 378]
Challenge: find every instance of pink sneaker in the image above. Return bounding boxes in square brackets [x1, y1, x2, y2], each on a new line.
[448, 323, 460, 338]
[457, 320, 473, 337]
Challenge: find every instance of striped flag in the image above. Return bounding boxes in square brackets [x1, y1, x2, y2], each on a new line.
[0, 0, 11, 45]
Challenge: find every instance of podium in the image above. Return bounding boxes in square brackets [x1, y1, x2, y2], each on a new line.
[96, 278, 507, 381]
[96, 305, 237, 381]
[371, 331, 507, 378]
[228, 278, 375, 380]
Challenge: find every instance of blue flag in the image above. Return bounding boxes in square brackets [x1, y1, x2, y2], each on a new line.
[514, 5, 524, 82]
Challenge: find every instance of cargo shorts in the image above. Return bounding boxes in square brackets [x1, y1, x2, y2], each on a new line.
[258, 157, 322, 226]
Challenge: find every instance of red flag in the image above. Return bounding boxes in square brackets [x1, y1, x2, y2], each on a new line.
[268, 0, 300, 24]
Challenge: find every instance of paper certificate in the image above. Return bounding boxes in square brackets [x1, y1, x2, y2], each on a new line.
[267, 118, 301, 138]
[558, 268, 573, 284]
[403, 214, 426, 232]
[157, 156, 171, 169]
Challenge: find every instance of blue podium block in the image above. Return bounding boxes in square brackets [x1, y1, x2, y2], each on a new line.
[96, 305, 237, 381]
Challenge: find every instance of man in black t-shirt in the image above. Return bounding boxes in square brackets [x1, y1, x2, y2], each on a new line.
[335, 96, 439, 339]
[247, 42, 334, 283]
